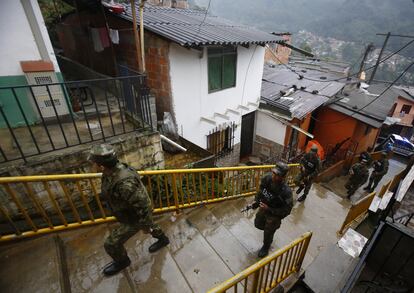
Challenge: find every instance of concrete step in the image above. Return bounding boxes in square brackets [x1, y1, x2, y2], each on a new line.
[0, 236, 67, 293]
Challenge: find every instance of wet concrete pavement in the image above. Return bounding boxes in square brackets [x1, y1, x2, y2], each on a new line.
[0, 181, 354, 293]
[321, 158, 406, 203]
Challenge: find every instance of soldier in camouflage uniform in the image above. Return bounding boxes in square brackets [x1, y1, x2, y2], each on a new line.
[251, 162, 293, 258]
[345, 159, 369, 198]
[364, 152, 389, 193]
[88, 144, 170, 276]
[295, 145, 321, 202]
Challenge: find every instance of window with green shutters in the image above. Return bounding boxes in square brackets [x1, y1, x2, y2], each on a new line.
[208, 47, 237, 92]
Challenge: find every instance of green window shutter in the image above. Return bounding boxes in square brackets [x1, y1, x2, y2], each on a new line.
[222, 54, 236, 88]
[208, 56, 222, 91]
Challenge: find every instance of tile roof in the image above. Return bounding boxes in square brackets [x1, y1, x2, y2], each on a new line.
[260, 65, 345, 120]
[112, 3, 283, 47]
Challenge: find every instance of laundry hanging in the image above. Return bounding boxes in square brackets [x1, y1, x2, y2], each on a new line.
[109, 29, 119, 44]
[99, 27, 110, 48]
[90, 27, 103, 52]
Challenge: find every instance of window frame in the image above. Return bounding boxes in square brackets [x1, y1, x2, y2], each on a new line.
[207, 46, 238, 93]
[400, 104, 412, 114]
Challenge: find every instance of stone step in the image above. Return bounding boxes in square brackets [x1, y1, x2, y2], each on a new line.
[0, 236, 67, 293]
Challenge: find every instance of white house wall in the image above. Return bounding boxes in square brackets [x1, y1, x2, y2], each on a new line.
[256, 111, 286, 145]
[0, 0, 60, 77]
[169, 43, 265, 148]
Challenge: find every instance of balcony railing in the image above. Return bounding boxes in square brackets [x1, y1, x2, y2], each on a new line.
[0, 75, 153, 163]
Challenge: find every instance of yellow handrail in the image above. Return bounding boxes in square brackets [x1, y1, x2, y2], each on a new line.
[207, 232, 312, 293]
[0, 164, 301, 242]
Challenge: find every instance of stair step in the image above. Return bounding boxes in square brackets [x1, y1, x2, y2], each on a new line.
[0, 236, 64, 293]
[59, 224, 135, 293]
[122, 216, 193, 293]
[186, 206, 256, 274]
[209, 200, 264, 253]
[166, 213, 234, 293]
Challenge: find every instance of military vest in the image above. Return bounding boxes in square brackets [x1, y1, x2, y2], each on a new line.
[259, 175, 291, 218]
[102, 163, 146, 223]
[303, 153, 319, 172]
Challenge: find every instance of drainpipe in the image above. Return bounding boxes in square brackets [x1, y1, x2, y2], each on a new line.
[160, 135, 187, 152]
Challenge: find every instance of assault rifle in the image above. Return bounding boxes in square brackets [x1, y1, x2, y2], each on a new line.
[240, 202, 259, 213]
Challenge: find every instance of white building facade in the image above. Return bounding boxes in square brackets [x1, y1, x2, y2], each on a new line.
[169, 44, 265, 150]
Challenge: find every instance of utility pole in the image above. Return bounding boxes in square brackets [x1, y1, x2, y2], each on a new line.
[358, 43, 374, 79]
[130, 0, 143, 73]
[368, 32, 390, 84]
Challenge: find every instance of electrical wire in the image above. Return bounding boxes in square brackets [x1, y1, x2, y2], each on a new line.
[197, 0, 212, 34]
[266, 39, 414, 83]
[310, 61, 414, 125]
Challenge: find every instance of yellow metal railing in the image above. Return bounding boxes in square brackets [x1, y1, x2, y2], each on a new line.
[207, 232, 312, 293]
[337, 168, 406, 235]
[0, 164, 300, 242]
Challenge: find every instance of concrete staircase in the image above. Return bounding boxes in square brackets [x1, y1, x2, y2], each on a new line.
[0, 184, 349, 293]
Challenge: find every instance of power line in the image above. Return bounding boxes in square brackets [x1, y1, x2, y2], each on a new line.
[310, 61, 414, 125]
[266, 39, 414, 83]
[197, 0, 212, 34]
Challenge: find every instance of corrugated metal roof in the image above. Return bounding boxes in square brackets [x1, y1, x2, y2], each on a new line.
[260, 65, 345, 120]
[329, 83, 400, 128]
[112, 3, 283, 47]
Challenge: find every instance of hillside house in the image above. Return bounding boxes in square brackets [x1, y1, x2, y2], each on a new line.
[56, 2, 284, 163]
[312, 83, 401, 154]
[0, 0, 70, 128]
[382, 85, 414, 139]
[243, 59, 349, 162]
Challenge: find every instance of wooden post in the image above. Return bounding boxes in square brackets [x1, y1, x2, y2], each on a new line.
[139, 0, 146, 72]
[130, 0, 143, 72]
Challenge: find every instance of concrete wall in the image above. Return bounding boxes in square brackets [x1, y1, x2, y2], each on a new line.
[169, 44, 265, 148]
[391, 96, 414, 127]
[0, 132, 164, 218]
[251, 111, 286, 161]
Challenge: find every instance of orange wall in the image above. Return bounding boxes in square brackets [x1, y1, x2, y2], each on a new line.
[352, 121, 379, 153]
[313, 107, 379, 154]
[313, 108, 357, 148]
[298, 113, 311, 150]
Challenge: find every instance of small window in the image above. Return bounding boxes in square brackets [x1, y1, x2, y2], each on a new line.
[208, 47, 237, 92]
[400, 104, 412, 114]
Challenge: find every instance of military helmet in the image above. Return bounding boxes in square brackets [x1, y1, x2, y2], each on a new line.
[271, 161, 289, 177]
[310, 145, 318, 153]
[88, 143, 117, 163]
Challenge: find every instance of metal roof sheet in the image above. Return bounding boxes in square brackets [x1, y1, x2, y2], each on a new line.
[113, 3, 283, 47]
[260, 66, 345, 119]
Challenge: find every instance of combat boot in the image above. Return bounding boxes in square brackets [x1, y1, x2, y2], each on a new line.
[296, 185, 304, 194]
[148, 234, 170, 253]
[103, 257, 131, 276]
[297, 194, 306, 202]
[258, 244, 270, 258]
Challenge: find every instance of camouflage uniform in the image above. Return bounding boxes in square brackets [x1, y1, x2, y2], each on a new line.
[101, 162, 164, 262]
[295, 151, 321, 197]
[254, 172, 293, 251]
[345, 162, 369, 197]
[365, 157, 389, 192]
[359, 151, 372, 166]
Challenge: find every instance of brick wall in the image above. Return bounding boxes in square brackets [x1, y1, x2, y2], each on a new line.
[106, 15, 174, 122]
[264, 34, 292, 65]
